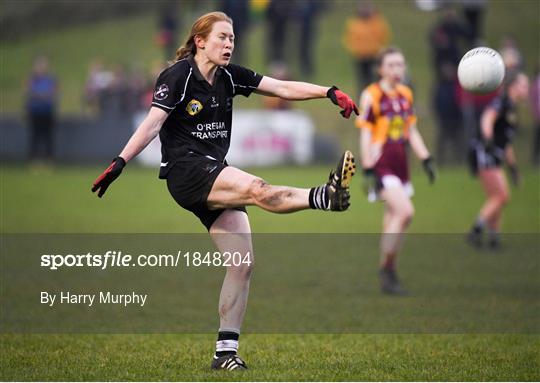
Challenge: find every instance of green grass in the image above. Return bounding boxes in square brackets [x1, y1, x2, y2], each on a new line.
[1, 165, 538, 233]
[1, 334, 538, 381]
[1, 165, 539, 380]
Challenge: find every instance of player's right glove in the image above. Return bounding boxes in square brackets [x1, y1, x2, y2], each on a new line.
[422, 156, 436, 184]
[91, 156, 126, 198]
[362, 168, 377, 196]
[327, 86, 359, 119]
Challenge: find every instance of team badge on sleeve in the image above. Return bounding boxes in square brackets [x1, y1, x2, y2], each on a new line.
[186, 99, 203, 116]
[154, 84, 169, 100]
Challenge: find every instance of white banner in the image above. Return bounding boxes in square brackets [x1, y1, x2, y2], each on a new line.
[227, 110, 314, 167]
[134, 110, 314, 167]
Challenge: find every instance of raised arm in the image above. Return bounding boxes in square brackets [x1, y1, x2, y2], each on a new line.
[255, 76, 329, 100]
[255, 76, 358, 118]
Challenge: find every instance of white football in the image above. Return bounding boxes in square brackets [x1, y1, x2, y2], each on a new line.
[458, 47, 505, 94]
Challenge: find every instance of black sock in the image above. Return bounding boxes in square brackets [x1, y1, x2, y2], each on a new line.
[215, 330, 239, 358]
[309, 185, 329, 210]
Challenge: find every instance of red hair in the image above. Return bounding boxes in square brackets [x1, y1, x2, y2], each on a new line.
[174, 12, 233, 61]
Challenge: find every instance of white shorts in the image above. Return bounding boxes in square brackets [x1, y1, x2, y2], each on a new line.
[368, 175, 414, 202]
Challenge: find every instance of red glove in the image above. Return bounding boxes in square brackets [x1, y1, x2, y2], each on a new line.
[91, 156, 126, 198]
[327, 86, 359, 119]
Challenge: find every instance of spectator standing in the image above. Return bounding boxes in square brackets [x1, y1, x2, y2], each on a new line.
[84, 58, 114, 116]
[265, 0, 293, 66]
[25, 56, 58, 163]
[157, 2, 180, 61]
[295, 1, 324, 78]
[343, 2, 391, 95]
[429, 6, 470, 164]
[461, 0, 486, 46]
[220, 0, 250, 65]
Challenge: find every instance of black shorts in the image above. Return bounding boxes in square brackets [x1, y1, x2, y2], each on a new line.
[163, 155, 247, 231]
[468, 140, 504, 176]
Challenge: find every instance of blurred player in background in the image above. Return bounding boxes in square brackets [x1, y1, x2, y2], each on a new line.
[356, 48, 435, 295]
[91, 11, 358, 371]
[467, 71, 530, 249]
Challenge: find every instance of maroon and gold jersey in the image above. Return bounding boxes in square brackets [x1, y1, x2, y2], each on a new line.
[356, 82, 417, 184]
[355, 82, 416, 144]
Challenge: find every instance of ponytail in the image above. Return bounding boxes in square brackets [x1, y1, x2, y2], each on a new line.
[174, 38, 196, 61]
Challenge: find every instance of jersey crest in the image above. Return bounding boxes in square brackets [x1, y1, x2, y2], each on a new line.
[186, 99, 203, 116]
[154, 84, 169, 101]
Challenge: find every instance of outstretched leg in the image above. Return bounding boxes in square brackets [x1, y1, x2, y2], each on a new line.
[207, 151, 356, 212]
[208, 166, 310, 212]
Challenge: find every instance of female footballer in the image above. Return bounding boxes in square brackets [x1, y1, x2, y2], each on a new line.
[356, 47, 435, 295]
[91, 12, 358, 370]
[467, 71, 529, 249]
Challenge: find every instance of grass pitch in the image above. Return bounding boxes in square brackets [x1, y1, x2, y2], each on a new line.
[1, 165, 539, 380]
[1, 334, 538, 381]
[1, 165, 538, 233]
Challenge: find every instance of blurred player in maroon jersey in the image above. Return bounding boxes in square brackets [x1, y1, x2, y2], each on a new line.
[356, 48, 436, 295]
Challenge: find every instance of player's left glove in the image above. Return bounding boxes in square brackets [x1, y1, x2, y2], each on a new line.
[91, 156, 126, 198]
[422, 156, 436, 184]
[327, 86, 359, 119]
[507, 164, 520, 186]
